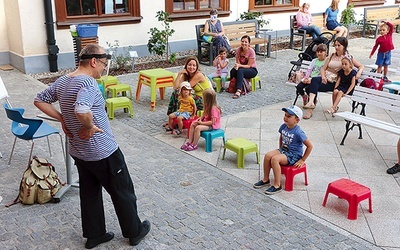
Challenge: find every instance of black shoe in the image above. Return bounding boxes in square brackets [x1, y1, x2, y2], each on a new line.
[129, 220, 151, 246]
[253, 179, 270, 189]
[387, 163, 400, 174]
[265, 185, 282, 195]
[85, 232, 114, 249]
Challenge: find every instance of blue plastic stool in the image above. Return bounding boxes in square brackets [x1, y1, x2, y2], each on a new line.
[200, 129, 226, 153]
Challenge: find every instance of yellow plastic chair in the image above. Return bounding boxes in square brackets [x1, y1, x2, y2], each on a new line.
[107, 84, 133, 99]
[135, 68, 175, 111]
[222, 138, 260, 168]
[105, 97, 134, 120]
[96, 75, 119, 90]
[213, 75, 261, 92]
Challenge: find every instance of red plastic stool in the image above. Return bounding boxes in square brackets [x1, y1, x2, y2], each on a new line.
[322, 178, 372, 220]
[281, 164, 308, 191]
[172, 116, 198, 137]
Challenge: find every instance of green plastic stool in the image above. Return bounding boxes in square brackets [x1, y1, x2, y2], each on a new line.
[107, 83, 133, 99]
[105, 97, 134, 120]
[213, 76, 230, 93]
[96, 75, 119, 90]
[214, 75, 261, 92]
[222, 138, 260, 168]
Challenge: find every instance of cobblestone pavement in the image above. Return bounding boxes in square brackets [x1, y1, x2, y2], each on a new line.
[0, 36, 391, 249]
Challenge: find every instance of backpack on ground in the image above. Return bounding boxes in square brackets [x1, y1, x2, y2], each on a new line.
[6, 156, 64, 207]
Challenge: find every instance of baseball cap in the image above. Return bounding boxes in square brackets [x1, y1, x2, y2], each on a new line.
[282, 105, 303, 120]
[179, 81, 192, 92]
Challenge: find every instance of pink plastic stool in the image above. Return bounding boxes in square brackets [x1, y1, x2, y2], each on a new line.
[322, 178, 372, 220]
[281, 164, 308, 191]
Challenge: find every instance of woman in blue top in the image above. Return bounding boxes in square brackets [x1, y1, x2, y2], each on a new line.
[324, 0, 347, 38]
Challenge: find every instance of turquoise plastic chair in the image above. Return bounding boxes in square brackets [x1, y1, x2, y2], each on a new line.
[3, 103, 64, 166]
[200, 129, 226, 153]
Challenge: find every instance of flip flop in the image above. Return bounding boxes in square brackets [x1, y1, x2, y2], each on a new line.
[232, 90, 241, 99]
[303, 111, 313, 119]
[303, 103, 315, 109]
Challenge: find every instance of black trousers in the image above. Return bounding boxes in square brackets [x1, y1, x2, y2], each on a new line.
[74, 148, 142, 239]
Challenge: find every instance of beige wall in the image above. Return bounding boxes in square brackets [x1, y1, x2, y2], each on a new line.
[0, 0, 9, 52]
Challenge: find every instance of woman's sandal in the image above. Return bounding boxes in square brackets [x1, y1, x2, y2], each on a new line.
[232, 90, 241, 99]
[303, 103, 315, 109]
[325, 108, 337, 117]
[303, 111, 313, 119]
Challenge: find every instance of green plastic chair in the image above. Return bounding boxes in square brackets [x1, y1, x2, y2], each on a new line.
[222, 138, 260, 168]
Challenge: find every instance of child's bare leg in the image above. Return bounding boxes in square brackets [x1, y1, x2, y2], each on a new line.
[270, 154, 288, 188]
[331, 90, 337, 105]
[332, 91, 344, 110]
[192, 125, 209, 145]
[168, 113, 176, 129]
[383, 66, 388, 77]
[188, 122, 197, 143]
[377, 65, 383, 74]
[262, 150, 280, 182]
[177, 116, 184, 130]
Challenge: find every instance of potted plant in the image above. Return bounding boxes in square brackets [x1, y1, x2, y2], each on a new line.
[147, 10, 176, 63]
[340, 3, 358, 32]
[238, 11, 268, 29]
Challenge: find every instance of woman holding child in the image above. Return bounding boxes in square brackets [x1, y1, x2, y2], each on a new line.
[167, 56, 211, 116]
[302, 37, 364, 119]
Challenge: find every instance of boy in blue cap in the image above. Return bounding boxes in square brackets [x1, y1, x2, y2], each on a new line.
[253, 105, 313, 194]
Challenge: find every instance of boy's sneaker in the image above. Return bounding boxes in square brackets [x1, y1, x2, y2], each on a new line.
[387, 163, 400, 174]
[175, 129, 182, 135]
[383, 76, 390, 82]
[165, 127, 172, 132]
[265, 185, 282, 195]
[253, 179, 270, 189]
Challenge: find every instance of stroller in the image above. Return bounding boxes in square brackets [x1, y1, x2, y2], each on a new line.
[287, 32, 335, 80]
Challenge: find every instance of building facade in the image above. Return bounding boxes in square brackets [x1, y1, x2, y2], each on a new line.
[0, 0, 394, 73]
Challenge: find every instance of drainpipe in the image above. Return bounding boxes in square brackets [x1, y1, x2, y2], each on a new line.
[43, 0, 59, 72]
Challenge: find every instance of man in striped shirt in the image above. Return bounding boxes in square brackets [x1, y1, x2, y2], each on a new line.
[34, 44, 150, 249]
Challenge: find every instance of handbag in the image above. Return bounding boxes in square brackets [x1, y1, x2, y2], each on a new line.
[202, 35, 212, 43]
[6, 156, 64, 207]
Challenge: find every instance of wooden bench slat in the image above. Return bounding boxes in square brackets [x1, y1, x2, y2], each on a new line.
[363, 5, 400, 38]
[335, 111, 400, 136]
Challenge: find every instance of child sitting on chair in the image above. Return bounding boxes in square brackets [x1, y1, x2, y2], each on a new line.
[208, 47, 229, 92]
[181, 89, 221, 151]
[296, 44, 327, 112]
[253, 105, 313, 195]
[165, 81, 196, 135]
[325, 56, 357, 116]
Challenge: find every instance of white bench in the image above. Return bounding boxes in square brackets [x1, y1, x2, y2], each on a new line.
[285, 61, 383, 105]
[335, 86, 400, 145]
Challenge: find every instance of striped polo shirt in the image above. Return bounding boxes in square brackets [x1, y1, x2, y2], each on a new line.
[35, 75, 118, 161]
